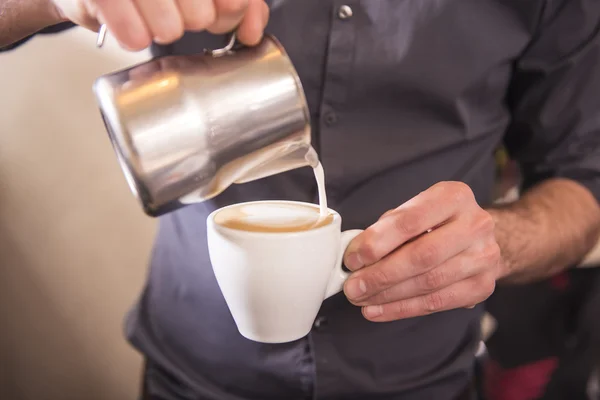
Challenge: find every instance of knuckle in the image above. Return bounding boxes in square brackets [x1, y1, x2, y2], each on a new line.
[423, 291, 446, 313]
[151, 19, 185, 44]
[478, 275, 497, 300]
[379, 209, 396, 221]
[448, 181, 474, 206]
[486, 280, 497, 298]
[431, 181, 449, 192]
[119, 28, 152, 50]
[378, 287, 394, 304]
[216, 0, 249, 15]
[411, 241, 439, 269]
[474, 211, 495, 234]
[391, 301, 410, 317]
[76, 1, 96, 19]
[371, 267, 392, 288]
[260, 7, 270, 29]
[162, 27, 185, 43]
[184, 12, 216, 30]
[184, 20, 205, 31]
[93, 0, 111, 9]
[419, 268, 445, 291]
[359, 237, 379, 264]
[481, 242, 501, 265]
[394, 211, 423, 237]
[127, 34, 152, 50]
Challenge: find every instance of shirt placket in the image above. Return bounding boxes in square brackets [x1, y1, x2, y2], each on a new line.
[316, 0, 358, 206]
[310, 3, 358, 399]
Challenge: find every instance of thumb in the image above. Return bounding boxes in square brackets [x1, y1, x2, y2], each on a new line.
[51, 0, 102, 32]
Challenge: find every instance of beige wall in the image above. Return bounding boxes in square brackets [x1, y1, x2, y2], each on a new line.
[0, 28, 156, 400]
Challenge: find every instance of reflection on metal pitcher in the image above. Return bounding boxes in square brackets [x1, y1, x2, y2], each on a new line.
[93, 34, 312, 217]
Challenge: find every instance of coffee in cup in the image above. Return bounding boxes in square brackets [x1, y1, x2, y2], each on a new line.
[212, 201, 334, 233]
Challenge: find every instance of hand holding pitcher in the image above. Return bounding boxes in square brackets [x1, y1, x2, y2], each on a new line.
[51, 0, 269, 50]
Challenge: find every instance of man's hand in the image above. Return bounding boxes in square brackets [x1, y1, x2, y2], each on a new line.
[343, 181, 500, 322]
[51, 0, 269, 50]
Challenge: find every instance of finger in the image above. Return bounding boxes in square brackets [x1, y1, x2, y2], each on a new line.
[134, 0, 184, 44]
[73, 15, 102, 33]
[207, 0, 249, 35]
[344, 216, 477, 301]
[344, 182, 474, 270]
[352, 239, 500, 306]
[361, 272, 496, 322]
[69, 0, 102, 31]
[236, 0, 269, 45]
[176, 0, 217, 31]
[95, 0, 152, 50]
[376, 209, 396, 222]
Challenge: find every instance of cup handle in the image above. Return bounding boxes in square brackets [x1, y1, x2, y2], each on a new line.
[324, 229, 364, 300]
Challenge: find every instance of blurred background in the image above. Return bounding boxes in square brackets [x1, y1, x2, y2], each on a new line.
[0, 27, 156, 400]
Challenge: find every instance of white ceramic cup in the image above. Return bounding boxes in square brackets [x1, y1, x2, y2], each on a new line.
[207, 200, 362, 343]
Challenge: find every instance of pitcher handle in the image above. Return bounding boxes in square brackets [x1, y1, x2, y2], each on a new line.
[96, 24, 236, 57]
[204, 33, 237, 56]
[96, 24, 108, 47]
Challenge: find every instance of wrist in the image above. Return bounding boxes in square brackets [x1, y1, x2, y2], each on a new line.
[0, 0, 67, 48]
[486, 207, 514, 281]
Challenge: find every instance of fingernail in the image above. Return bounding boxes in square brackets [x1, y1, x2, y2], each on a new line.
[345, 278, 367, 299]
[364, 305, 382, 318]
[345, 252, 364, 270]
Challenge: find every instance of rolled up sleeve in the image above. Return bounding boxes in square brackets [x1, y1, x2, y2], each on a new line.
[0, 21, 75, 52]
[504, 0, 600, 202]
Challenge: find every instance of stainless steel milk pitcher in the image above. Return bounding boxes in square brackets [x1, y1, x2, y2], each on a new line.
[93, 34, 313, 217]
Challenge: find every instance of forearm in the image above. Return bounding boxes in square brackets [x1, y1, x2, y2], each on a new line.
[488, 178, 600, 284]
[0, 0, 64, 48]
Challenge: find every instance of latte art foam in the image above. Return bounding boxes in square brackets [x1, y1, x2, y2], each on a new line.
[213, 202, 334, 233]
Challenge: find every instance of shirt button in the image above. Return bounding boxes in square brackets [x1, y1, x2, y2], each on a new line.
[314, 316, 328, 329]
[338, 5, 353, 20]
[323, 111, 338, 126]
